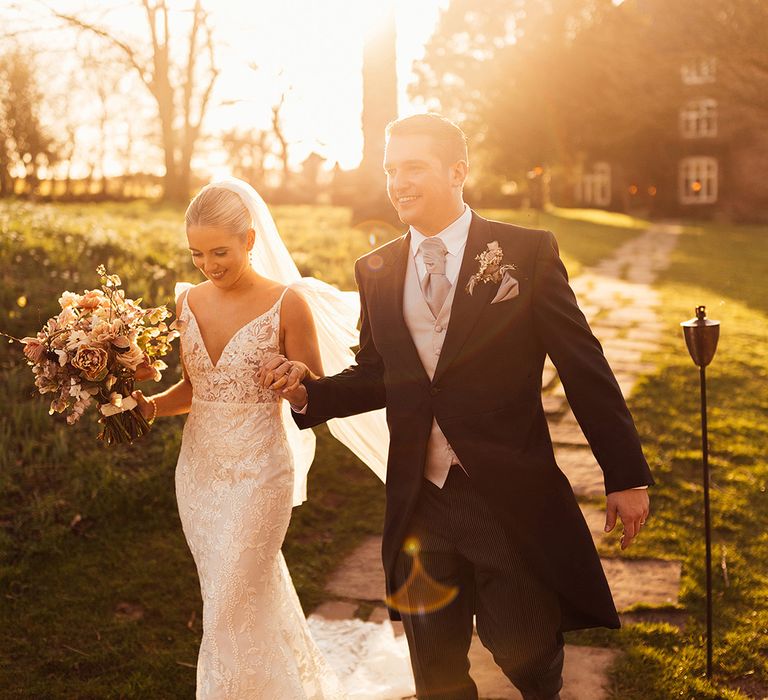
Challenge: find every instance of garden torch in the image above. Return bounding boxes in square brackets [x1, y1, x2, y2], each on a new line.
[681, 305, 720, 679]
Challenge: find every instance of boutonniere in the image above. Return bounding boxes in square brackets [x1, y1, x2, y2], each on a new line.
[465, 241, 516, 295]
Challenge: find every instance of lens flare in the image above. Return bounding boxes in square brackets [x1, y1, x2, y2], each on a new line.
[385, 537, 459, 615]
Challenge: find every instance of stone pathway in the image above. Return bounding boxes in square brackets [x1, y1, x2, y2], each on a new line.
[310, 224, 684, 699]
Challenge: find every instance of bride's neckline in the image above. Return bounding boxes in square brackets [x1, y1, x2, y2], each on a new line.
[183, 289, 286, 369]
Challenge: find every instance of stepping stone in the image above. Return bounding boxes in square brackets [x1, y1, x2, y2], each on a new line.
[605, 307, 659, 324]
[326, 536, 386, 602]
[601, 558, 682, 610]
[312, 600, 359, 620]
[542, 394, 567, 415]
[625, 326, 663, 345]
[367, 606, 406, 636]
[541, 360, 558, 389]
[624, 327, 664, 344]
[469, 638, 619, 700]
[606, 337, 660, 354]
[591, 326, 619, 341]
[602, 345, 644, 365]
[579, 502, 610, 545]
[554, 445, 603, 497]
[612, 372, 638, 398]
[549, 415, 589, 447]
[578, 304, 601, 321]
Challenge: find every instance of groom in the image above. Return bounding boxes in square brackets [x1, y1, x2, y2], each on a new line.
[273, 114, 653, 700]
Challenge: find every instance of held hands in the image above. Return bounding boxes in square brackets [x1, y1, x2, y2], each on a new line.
[605, 488, 650, 550]
[257, 355, 310, 408]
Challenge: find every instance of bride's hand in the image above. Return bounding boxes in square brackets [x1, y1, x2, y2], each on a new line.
[258, 355, 309, 392]
[131, 389, 156, 422]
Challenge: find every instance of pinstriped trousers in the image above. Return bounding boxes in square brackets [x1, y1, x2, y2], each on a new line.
[393, 465, 564, 700]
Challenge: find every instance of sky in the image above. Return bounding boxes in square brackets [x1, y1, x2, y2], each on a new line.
[2, 0, 449, 177]
[206, 0, 450, 172]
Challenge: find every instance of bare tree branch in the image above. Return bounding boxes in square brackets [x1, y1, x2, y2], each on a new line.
[47, 9, 152, 91]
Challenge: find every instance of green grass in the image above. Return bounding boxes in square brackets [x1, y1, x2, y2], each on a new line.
[0, 200, 387, 697]
[480, 206, 649, 277]
[575, 220, 768, 700]
[7, 199, 764, 698]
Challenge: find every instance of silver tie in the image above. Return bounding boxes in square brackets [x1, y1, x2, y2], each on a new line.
[419, 237, 451, 317]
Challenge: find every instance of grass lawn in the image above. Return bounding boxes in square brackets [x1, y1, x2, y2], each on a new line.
[0, 200, 386, 697]
[6, 199, 763, 698]
[480, 205, 649, 277]
[566, 219, 768, 700]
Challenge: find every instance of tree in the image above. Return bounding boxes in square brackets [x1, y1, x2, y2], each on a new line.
[354, 0, 398, 223]
[271, 92, 291, 190]
[412, 1, 622, 198]
[52, 1, 219, 201]
[221, 127, 270, 189]
[0, 47, 56, 195]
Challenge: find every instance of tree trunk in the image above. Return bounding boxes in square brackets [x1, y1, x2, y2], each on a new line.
[354, 0, 398, 224]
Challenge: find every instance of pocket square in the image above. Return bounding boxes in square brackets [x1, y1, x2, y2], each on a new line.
[491, 271, 519, 304]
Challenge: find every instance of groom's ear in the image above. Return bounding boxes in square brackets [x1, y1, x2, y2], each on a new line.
[450, 159, 469, 187]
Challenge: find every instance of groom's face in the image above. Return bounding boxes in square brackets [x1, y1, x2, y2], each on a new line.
[384, 133, 465, 234]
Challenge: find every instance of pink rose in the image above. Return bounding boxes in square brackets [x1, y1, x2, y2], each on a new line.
[71, 346, 110, 381]
[115, 344, 146, 372]
[78, 289, 105, 311]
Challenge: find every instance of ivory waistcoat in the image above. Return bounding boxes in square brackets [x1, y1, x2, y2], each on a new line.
[402, 254, 464, 487]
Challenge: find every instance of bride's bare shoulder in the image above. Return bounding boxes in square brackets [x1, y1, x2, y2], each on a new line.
[177, 280, 211, 316]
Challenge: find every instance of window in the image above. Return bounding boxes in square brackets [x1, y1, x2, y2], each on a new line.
[576, 162, 611, 207]
[681, 57, 717, 85]
[680, 99, 718, 138]
[679, 157, 718, 205]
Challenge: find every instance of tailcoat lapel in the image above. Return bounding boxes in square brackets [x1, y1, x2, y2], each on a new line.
[376, 232, 431, 385]
[432, 212, 495, 385]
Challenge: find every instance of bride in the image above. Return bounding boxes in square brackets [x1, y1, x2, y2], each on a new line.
[131, 178, 392, 699]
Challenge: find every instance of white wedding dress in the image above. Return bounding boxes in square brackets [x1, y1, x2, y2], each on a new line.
[174, 287, 415, 700]
[175, 287, 346, 699]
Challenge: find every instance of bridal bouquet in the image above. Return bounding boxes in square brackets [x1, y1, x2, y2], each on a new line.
[13, 266, 179, 445]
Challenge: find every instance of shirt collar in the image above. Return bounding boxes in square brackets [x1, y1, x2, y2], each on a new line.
[409, 204, 471, 258]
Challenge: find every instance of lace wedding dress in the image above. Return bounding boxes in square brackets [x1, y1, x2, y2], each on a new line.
[175, 287, 346, 699]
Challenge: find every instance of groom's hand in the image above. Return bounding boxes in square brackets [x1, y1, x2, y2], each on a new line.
[605, 488, 650, 550]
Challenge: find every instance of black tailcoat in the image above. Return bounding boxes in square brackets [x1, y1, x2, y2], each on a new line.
[295, 211, 654, 631]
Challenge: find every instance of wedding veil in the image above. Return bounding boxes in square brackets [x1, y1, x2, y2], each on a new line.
[175, 177, 389, 507]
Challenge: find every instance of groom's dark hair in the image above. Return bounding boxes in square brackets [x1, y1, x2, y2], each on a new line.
[385, 113, 468, 167]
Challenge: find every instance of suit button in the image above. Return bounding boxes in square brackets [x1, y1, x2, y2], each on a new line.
[435, 324, 444, 332]
[430, 386, 440, 396]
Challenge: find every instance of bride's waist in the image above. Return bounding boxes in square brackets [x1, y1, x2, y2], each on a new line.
[190, 396, 281, 408]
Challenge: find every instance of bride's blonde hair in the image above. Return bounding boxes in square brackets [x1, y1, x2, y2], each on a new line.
[185, 186, 251, 239]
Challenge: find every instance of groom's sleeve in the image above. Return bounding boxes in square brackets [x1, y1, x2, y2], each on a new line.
[293, 261, 387, 430]
[532, 229, 654, 494]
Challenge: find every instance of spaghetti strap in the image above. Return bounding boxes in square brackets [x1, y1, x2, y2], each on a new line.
[275, 285, 291, 317]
